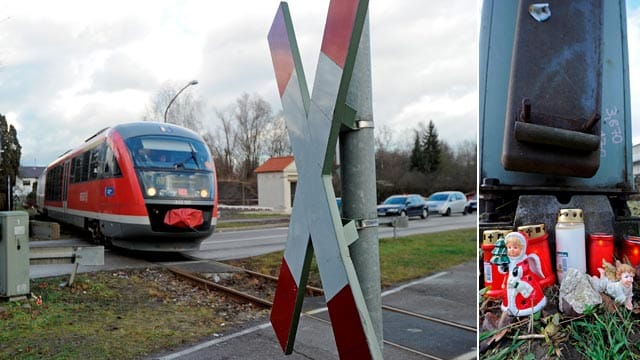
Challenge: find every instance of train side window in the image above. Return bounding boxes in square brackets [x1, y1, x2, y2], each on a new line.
[81, 151, 91, 182]
[69, 158, 74, 183]
[104, 144, 122, 178]
[89, 144, 105, 180]
[71, 156, 82, 183]
[45, 164, 63, 201]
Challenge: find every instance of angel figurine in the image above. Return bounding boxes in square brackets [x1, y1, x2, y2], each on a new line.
[500, 231, 547, 316]
[590, 261, 635, 310]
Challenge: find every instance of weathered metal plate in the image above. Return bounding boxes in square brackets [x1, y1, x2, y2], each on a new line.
[480, 0, 632, 187]
[502, 0, 603, 177]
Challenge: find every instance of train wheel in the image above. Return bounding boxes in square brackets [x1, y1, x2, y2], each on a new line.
[87, 220, 105, 245]
[103, 236, 114, 249]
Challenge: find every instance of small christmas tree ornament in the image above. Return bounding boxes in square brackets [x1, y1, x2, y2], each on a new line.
[491, 235, 510, 273]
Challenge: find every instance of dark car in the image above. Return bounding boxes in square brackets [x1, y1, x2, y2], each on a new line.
[465, 194, 477, 213]
[377, 194, 428, 219]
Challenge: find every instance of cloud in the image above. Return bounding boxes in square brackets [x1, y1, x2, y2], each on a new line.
[370, 0, 477, 144]
[1, 0, 479, 167]
[392, 91, 477, 149]
[90, 52, 158, 92]
[17, 96, 148, 165]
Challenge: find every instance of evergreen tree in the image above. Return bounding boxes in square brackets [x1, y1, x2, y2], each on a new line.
[409, 120, 442, 176]
[409, 130, 424, 172]
[422, 120, 441, 173]
[0, 114, 22, 210]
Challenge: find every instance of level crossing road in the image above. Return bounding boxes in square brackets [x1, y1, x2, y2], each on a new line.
[185, 213, 476, 261]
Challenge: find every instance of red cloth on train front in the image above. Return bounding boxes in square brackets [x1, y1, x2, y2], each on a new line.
[164, 208, 204, 228]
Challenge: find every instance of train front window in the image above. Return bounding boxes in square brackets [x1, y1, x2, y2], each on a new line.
[125, 135, 215, 200]
[128, 136, 212, 171]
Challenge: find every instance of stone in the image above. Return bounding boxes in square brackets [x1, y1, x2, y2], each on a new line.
[559, 268, 602, 314]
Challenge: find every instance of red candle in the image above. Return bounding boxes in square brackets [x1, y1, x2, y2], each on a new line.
[587, 233, 614, 276]
[517, 224, 555, 288]
[622, 236, 640, 267]
[481, 229, 510, 299]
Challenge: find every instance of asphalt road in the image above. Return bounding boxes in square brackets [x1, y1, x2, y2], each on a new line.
[29, 212, 476, 278]
[185, 212, 476, 260]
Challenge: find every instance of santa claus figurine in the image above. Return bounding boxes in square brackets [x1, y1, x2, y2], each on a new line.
[501, 231, 547, 316]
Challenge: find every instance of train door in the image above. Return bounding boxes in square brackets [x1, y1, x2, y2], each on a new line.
[62, 160, 70, 215]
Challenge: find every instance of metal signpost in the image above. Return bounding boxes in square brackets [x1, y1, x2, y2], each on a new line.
[268, 1, 382, 358]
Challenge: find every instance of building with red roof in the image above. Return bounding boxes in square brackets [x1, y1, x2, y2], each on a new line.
[254, 156, 297, 213]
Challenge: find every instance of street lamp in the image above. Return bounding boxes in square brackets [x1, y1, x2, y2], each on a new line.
[163, 80, 198, 123]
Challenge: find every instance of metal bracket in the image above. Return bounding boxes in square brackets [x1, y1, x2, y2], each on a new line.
[355, 218, 379, 229]
[356, 120, 374, 129]
[342, 218, 378, 246]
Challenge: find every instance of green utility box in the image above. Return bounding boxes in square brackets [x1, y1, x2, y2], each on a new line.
[0, 211, 30, 299]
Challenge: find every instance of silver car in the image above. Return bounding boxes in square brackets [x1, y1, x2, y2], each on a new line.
[426, 191, 468, 216]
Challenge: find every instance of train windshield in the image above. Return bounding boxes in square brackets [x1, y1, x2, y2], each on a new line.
[127, 136, 212, 171]
[125, 135, 215, 200]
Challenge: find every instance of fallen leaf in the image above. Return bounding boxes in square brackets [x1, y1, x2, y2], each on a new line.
[481, 311, 500, 332]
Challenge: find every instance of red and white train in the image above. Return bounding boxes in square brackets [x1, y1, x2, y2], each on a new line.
[36, 122, 218, 251]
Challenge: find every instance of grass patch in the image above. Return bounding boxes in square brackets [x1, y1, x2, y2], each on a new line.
[378, 228, 476, 285]
[0, 228, 474, 359]
[227, 228, 476, 287]
[232, 211, 288, 219]
[216, 212, 289, 229]
[0, 270, 240, 360]
[217, 221, 265, 229]
[570, 308, 640, 359]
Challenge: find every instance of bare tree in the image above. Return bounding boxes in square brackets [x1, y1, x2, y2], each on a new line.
[374, 124, 396, 152]
[262, 110, 290, 157]
[145, 81, 204, 131]
[452, 139, 477, 193]
[234, 93, 273, 179]
[208, 107, 237, 180]
[207, 93, 276, 180]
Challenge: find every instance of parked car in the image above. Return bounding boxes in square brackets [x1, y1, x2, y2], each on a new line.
[427, 191, 468, 216]
[465, 194, 477, 213]
[377, 194, 428, 219]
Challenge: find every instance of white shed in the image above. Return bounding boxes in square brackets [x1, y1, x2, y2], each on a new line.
[254, 156, 297, 214]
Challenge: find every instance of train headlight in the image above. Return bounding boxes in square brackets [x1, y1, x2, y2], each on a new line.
[200, 189, 209, 198]
[147, 187, 157, 197]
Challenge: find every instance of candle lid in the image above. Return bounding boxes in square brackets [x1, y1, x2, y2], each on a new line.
[483, 229, 511, 245]
[589, 233, 613, 240]
[557, 208, 584, 223]
[625, 235, 640, 244]
[517, 224, 545, 238]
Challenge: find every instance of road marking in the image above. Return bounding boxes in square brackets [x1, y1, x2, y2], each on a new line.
[154, 322, 272, 360]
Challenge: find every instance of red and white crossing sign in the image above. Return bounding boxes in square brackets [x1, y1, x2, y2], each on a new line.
[267, 1, 381, 359]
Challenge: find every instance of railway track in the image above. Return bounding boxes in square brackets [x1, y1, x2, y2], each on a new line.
[165, 264, 476, 359]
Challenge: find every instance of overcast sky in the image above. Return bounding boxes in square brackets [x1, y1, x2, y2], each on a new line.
[0, 1, 638, 168]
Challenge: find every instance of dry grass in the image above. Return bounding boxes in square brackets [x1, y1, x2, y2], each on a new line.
[0, 228, 475, 359]
[0, 268, 267, 360]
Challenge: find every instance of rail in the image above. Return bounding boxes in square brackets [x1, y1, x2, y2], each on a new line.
[164, 264, 475, 359]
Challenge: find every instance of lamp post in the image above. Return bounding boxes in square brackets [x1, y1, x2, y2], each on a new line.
[163, 80, 198, 123]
